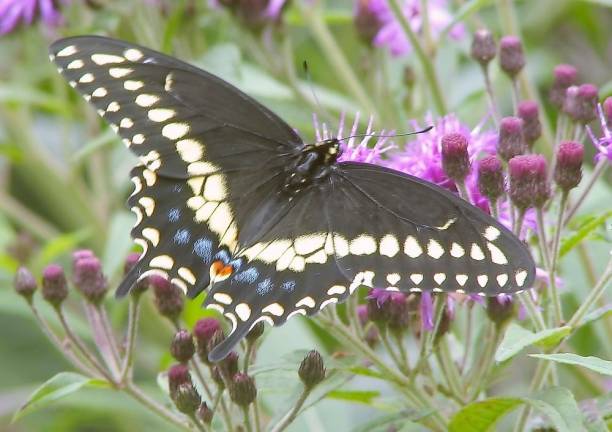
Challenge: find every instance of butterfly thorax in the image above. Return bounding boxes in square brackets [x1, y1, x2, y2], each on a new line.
[283, 138, 340, 193]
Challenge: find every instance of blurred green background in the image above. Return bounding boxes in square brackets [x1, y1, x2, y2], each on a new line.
[0, 0, 611, 430]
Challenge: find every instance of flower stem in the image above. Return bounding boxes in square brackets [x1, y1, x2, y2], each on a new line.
[380, 327, 408, 374]
[29, 303, 96, 376]
[55, 307, 113, 382]
[120, 298, 140, 383]
[242, 406, 254, 432]
[563, 159, 608, 226]
[123, 382, 191, 430]
[300, 3, 379, 118]
[389, 0, 448, 114]
[188, 413, 209, 432]
[518, 291, 546, 332]
[549, 192, 569, 325]
[190, 360, 213, 399]
[466, 324, 501, 401]
[84, 303, 121, 380]
[436, 340, 464, 401]
[481, 65, 499, 127]
[567, 255, 612, 329]
[270, 387, 311, 432]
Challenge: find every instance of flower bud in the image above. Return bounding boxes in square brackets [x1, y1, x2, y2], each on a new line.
[246, 321, 265, 343]
[298, 350, 325, 388]
[173, 382, 201, 415]
[219, 351, 240, 380]
[366, 288, 394, 324]
[197, 402, 214, 424]
[603, 97, 612, 125]
[171, 329, 195, 363]
[124, 252, 141, 275]
[499, 36, 525, 78]
[211, 365, 225, 388]
[573, 84, 599, 124]
[509, 155, 550, 210]
[72, 256, 108, 304]
[477, 156, 505, 203]
[517, 100, 542, 148]
[42, 264, 68, 308]
[354, 0, 384, 43]
[387, 292, 410, 332]
[498, 117, 526, 162]
[434, 299, 455, 342]
[14, 267, 37, 303]
[441, 133, 471, 182]
[550, 64, 577, 108]
[168, 363, 192, 394]
[229, 373, 257, 407]
[470, 29, 496, 67]
[554, 141, 584, 192]
[486, 294, 515, 328]
[194, 318, 223, 363]
[151, 275, 184, 322]
[72, 249, 95, 262]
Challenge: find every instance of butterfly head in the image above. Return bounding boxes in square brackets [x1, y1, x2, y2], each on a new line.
[313, 138, 341, 163]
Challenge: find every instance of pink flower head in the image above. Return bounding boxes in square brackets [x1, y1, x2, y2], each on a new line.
[0, 0, 64, 35]
[370, 0, 464, 57]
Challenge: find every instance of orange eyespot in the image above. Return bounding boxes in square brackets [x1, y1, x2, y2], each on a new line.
[211, 260, 233, 278]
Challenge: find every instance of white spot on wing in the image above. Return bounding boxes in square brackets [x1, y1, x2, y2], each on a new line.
[410, 273, 423, 284]
[434, 273, 446, 285]
[109, 67, 133, 78]
[67, 59, 84, 69]
[203, 174, 227, 201]
[142, 227, 160, 246]
[484, 226, 501, 241]
[487, 242, 508, 264]
[327, 285, 346, 295]
[177, 139, 204, 163]
[515, 269, 528, 287]
[150, 255, 174, 270]
[477, 275, 488, 287]
[148, 108, 175, 122]
[496, 274, 508, 287]
[79, 73, 94, 83]
[386, 273, 401, 285]
[470, 243, 485, 260]
[349, 234, 377, 255]
[450, 242, 465, 258]
[162, 122, 190, 140]
[296, 296, 316, 308]
[235, 303, 251, 321]
[91, 53, 125, 65]
[404, 236, 423, 258]
[262, 303, 284, 316]
[294, 234, 326, 255]
[427, 239, 445, 259]
[213, 293, 232, 305]
[57, 45, 77, 57]
[456, 274, 468, 286]
[124, 48, 144, 61]
[124, 80, 144, 91]
[135, 94, 159, 107]
[379, 234, 400, 257]
[178, 267, 196, 285]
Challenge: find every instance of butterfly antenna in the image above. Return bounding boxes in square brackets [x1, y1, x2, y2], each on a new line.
[338, 125, 434, 142]
[303, 61, 325, 118]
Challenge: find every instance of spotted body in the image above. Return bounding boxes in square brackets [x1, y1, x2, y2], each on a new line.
[50, 36, 536, 361]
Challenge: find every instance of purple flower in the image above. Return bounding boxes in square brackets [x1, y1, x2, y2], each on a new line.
[313, 113, 395, 165]
[586, 102, 612, 164]
[0, 0, 64, 35]
[368, 0, 464, 57]
[420, 291, 434, 331]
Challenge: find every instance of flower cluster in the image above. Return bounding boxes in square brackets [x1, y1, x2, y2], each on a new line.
[0, 0, 64, 35]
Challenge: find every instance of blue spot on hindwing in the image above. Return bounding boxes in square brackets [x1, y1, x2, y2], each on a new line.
[229, 258, 243, 271]
[214, 249, 230, 264]
[168, 208, 181, 222]
[173, 185, 183, 193]
[193, 238, 213, 263]
[173, 229, 190, 245]
[234, 267, 259, 284]
[281, 281, 296, 292]
[256, 278, 273, 295]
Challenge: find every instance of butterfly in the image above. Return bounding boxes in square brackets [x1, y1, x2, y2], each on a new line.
[50, 36, 535, 361]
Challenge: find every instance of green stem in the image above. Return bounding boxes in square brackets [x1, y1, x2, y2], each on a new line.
[481, 65, 499, 127]
[270, 387, 311, 432]
[518, 291, 546, 332]
[549, 193, 568, 325]
[380, 327, 408, 374]
[84, 303, 121, 380]
[466, 324, 500, 401]
[29, 302, 96, 376]
[242, 406, 254, 432]
[56, 307, 113, 382]
[389, 0, 448, 114]
[0, 191, 59, 241]
[120, 298, 140, 383]
[123, 382, 191, 430]
[514, 208, 526, 238]
[300, 4, 379, 118]
[188, 414, 209, 432]
[436, 339, 464, 401]
[567, 256, 612, 329]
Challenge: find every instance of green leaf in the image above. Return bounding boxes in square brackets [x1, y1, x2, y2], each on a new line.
[530, 353, 612, 376]
[327, 389, 380, 405]
[102, 211, 136, 278]
[12, 372, 109, 422]
[495, 323, 572, 362]
[441, 0, 494, 37]
[449, 398, 524, 432]
[560, 211, 612, 258]
[579, 304, 612, 328]
[70, 129, 118, 166]
[351, 410, 430, 432]
[30, 230, 92, 272]
[578, 0, 612, 7]
[449, 388, 583, 432]
[533, 387, 586, 432]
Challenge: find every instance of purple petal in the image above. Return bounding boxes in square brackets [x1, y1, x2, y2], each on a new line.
[420, 291, 434, 331]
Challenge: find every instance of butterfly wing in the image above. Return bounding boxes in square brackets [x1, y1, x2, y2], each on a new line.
[204, 162, 535, 361]
[50, 36, 303, 296]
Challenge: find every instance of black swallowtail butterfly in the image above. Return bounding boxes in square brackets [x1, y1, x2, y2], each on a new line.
[50, 36, 535, 361]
